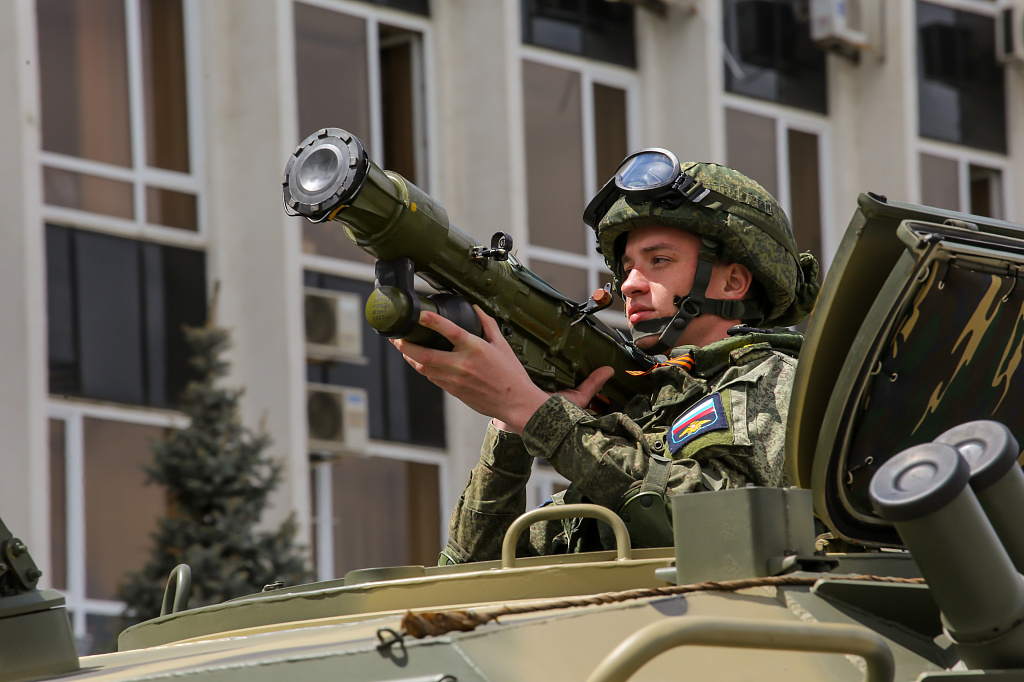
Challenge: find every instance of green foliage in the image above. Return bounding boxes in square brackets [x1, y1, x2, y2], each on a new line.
[119, 322, 310, 625]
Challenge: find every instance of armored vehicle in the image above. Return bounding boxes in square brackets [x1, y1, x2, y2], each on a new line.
[5, 140, 1024, 680]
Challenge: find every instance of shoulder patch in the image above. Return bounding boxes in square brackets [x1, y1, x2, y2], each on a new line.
[669, 393, 729, 454]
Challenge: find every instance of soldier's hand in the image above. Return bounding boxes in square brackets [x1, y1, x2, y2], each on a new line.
[392, 306, 550, 434]
[556, 366, 614, 411]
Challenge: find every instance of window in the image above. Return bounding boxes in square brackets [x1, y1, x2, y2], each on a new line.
[294, 1, 428, 262]
[521, 0, 636, 67]
[526, 460, 570, 510]
[46, 225, 207, 408]
[722, 0, 828, 114]
[917, 1, 1006, 153]
[37, 0, 201, 236]
[919, 150, 1005, 219]
[311, 456, 441, 577]
[521, 53, 634, 305]
[49, 407, 179, 654]
[724, 104, 828, 277]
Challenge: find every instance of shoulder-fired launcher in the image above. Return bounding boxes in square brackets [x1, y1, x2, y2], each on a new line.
[283, 128, 654, 409]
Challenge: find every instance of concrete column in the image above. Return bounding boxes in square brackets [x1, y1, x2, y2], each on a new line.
[0, 0, 49, 572]
[827, 0, 919, 242]
[636, 1, 723, 162]
[197, 0, 310, 545]
[431, 0, 523, 518]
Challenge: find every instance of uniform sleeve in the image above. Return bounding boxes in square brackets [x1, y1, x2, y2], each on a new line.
[520, 395, 677, 509]
[442, 421, 534, 563]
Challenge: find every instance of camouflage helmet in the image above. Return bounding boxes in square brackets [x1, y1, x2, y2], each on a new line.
[592, 160, 820, 328]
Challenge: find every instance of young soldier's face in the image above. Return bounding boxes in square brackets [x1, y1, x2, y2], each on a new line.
[620, 224, 703, 349]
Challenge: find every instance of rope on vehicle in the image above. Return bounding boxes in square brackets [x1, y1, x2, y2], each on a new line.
[399, 573, 924, 639]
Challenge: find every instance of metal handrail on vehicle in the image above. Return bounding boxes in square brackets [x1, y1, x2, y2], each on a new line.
[501, 503, 632, 569]
[160, 564, 192, 616]
[585, 617, 895, 682]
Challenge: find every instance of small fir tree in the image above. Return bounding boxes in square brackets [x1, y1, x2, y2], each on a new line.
[120, 319, 309, 624]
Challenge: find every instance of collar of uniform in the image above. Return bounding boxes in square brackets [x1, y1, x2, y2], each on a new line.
[689, 330, 803, 378]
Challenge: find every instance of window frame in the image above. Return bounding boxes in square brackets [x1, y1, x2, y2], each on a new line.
[720, 0, 829, 115]
[721, 93, 837, 272]
[519, 0, 637, 68]
[518, 43, 641, 304]
[47, 400, 186, 647]
[915, 0, 1008, 154]
[917, 138, 1012, 217]
[39, 0, 206, 250]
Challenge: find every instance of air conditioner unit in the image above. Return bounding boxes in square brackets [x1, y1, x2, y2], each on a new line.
[307, 384, 369, 458]
[811, 0, 869, 57]
[304, 288, 365, 362]
[996, 1, 1024, 66]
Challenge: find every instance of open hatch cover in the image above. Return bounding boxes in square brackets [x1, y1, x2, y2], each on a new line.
[786, 193, 1024, 547]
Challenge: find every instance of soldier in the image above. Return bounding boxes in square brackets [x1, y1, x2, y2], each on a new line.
[392, 150, 820, 563]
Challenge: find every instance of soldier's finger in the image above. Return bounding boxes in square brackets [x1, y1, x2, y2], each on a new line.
[392, 336, 444, 368]
[473, 305, 503, 343]
[579, 366, 615, 399]
[419, 310, 475, 349]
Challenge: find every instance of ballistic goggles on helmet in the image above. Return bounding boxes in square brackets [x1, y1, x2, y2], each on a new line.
[583, 148, 710, 229]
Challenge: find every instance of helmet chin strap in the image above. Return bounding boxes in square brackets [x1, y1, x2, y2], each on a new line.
[629, 237, 764, 355]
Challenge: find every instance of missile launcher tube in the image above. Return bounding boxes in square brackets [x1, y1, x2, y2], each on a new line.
[284, 129, 654, 407]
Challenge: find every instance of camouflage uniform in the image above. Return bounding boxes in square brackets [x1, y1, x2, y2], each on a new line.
[441, 330, 802, 563]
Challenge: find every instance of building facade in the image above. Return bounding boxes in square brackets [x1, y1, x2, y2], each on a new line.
[0, 0, 1021, 653]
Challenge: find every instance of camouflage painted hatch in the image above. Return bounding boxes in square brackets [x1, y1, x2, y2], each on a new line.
[787, 193, 1024, 546]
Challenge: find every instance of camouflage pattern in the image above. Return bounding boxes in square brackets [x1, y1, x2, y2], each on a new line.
[441, 331, 802, 563]
[840, 258, 1024, 521]
[594, 162, 820, 328]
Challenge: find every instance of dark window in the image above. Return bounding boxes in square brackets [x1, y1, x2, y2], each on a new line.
[722, 0, 828, 113]
[917, 2, 1006, 153]
[356, 0, 428, 15]
[521, 0, 636, 67]
[46, 225, 207, 407]
[304, 272, 446, 448]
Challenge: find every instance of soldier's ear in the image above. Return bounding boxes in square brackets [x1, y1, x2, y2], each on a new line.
[716, 262, 753, 300]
